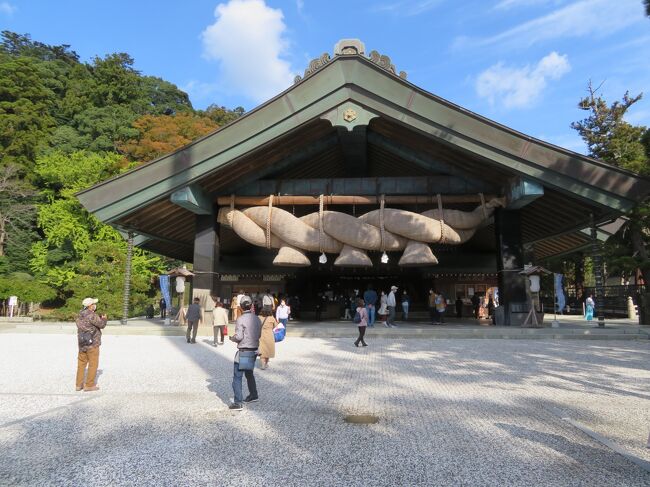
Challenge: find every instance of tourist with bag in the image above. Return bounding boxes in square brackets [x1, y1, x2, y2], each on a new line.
[229, 295, 262, 411]
[258, 308, 277, 369]
[354, 298, 368, 347]
[75, 297, 107, 392]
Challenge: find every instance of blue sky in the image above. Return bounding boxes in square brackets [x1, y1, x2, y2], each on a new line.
[2, 0, 649, 154]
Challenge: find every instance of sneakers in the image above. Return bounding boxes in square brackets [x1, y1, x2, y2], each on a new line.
[75, 386, 83, 391]
[384, 322, 389, 327]
[229, 403, 243, 411]
[243, 396, 259, 403]
[83, 386, 99, 392]
[361, 342, 368, 347]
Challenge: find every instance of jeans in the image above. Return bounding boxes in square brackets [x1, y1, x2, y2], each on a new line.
[186, 320, 198, 342]
[387, 306, 396, 325]
[279, 317, 288, 327]
[366, 304, 376, 326]
[401, 302, 409, 320]
[232, 360, 258, 404]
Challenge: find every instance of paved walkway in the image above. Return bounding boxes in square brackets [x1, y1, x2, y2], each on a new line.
[1, 333, 649, 486]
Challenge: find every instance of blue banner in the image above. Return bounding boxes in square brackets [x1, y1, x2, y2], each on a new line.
[159, 275, 172, 310]
[554, 273, 566, 314]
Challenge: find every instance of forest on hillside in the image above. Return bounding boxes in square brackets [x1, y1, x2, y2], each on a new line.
[0, 31, 243, 319]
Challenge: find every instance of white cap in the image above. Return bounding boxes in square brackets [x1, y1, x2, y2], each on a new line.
[82, 297, 98, 307]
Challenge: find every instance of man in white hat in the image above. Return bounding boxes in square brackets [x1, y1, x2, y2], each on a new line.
[387, 285, 398, 327]
[75, 297, 107, 392]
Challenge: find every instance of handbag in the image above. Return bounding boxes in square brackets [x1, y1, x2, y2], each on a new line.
[78, 330, 94, 347]
[237, 350, 257, 371]
[353, 311, 361, 324]
[273, 322, 286, 342]
[223, 325, 228, 335]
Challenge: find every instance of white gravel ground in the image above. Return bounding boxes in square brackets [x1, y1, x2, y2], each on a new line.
[0, 333, 649, 486]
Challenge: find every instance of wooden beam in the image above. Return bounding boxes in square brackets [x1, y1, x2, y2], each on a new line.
[506, 177, 544, 209]
[216, 194, 498, 206]
[170, 184, 213, 215]
[234, 176, 494, 196]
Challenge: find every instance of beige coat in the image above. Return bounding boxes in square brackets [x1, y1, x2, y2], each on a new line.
[258, 314, 277, 359]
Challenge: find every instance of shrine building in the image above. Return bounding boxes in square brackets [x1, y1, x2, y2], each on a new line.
[77, 39, 650, 325]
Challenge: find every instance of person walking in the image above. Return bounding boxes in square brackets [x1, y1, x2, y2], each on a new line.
[258, 308, 277, 369]
[212, 300, 229, 346]
[378, 291, 388, 326]
[229, 296, 262, 410]
[585, 294, 595, 321]
[354, 298, 369, 347]
[186, 297, 202, 344]
[455, 296, 463, 318]
[428, 289, 437, 324]
[401, 290, 410, 321]
[159, 297, 167, 319]
[487, 294, 496, 325]
[275, 298, 290, 328]
[387, 285, 398, 327]
[471, 293, 481, 319]
[434, 291, 446, 324]
[262, 289, 274, 313]
[75, 297, 107, 392]
[363, 285, 378, 327]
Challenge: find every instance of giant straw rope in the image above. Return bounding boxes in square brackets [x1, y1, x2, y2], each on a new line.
[217, 195, 505, 267]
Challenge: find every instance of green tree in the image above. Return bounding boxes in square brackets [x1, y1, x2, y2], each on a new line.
[0, 164, 36, 272]
[0, 54, 56, 171]
[201, 104, 245, 126]
[571, 82, 650, 282]
[32, 150, 165, 315]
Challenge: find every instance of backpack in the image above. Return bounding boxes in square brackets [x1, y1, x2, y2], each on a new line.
[353, 311, 362, 324]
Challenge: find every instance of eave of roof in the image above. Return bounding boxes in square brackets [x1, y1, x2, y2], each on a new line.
[77, 53, 650, 228]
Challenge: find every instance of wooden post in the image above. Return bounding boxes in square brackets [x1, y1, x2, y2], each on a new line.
[121, 232, 134, 326]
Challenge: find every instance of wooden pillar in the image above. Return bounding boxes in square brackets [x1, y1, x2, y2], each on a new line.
[193, 206, 220, 325]
[495, 209, 527, 326]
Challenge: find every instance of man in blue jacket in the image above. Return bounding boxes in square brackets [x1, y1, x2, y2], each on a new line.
[363, 285, 378, 327]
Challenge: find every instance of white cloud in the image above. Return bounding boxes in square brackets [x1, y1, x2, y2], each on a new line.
[0, 2, 16, 15]
[459, 0, 642, 49]
[201, 0, 295, 104]
[475, 52, 571, 109]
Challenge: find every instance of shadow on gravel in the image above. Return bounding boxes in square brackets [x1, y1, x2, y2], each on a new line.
[1, 335, 649, 486]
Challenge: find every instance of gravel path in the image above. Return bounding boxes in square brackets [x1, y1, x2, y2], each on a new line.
[0, 334, 649, 486]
